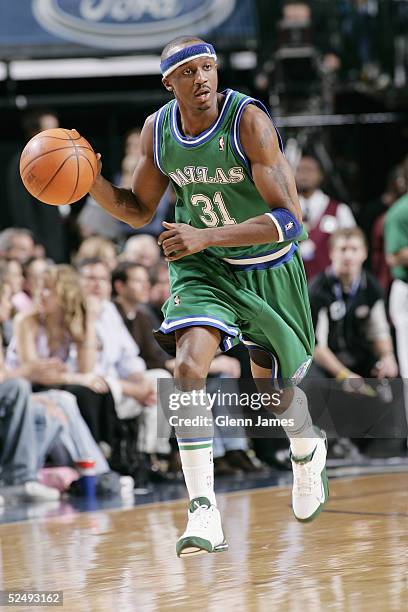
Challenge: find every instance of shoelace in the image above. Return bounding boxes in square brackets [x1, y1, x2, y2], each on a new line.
[188, 504, 213, 530]
[293, 462, 320, 496]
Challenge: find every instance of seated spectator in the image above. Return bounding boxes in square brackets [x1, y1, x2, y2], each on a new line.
[77, 257, 172, 473]
[0, 379, 60, 502]
[0, 274, 60, 500]
[310, 227, 397, 379]
[8, 264, 97, 377]
[29, 390, 111, 479]
[7, 264, 117, 445]
[120, 235, 160, 268]
[112, 261, 173, 371]
[308, 227, 403, 457]
[295, 155, 356, 280]
[77, 258, 147, 384]
[75, 255, 112, 302]
[1, 385, 111, 498]
[0, 228, 36, 264]
[0, 260, 124, 495]
[75, 236, 118, 272]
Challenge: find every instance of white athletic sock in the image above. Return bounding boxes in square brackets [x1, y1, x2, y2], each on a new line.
[276, 387, 318, 458]
[172, 387, 216, 506]
[178, 439, 216, 506]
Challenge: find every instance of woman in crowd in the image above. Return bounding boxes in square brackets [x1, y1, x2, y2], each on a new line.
[0, 269, 111, 500]
[7, 264, 117, 445]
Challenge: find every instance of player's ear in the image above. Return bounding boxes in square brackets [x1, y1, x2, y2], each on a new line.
[162, 77, 173, 92]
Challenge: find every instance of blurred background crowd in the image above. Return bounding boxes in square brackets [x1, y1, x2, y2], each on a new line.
[0, 0, 408, 504]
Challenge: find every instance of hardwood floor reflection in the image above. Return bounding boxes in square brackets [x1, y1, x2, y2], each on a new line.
[0, 473, 406, 611]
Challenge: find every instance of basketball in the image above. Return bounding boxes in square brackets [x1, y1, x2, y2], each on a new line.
[19, 128, 98, 205]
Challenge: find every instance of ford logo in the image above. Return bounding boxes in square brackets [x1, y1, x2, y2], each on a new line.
[32, 0, 236, 50]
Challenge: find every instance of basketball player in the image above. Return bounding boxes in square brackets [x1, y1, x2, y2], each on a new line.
[89, 37, 329, 557]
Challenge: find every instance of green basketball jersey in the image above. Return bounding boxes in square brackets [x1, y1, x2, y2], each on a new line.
[384, 193, 408, 282]
[153, 89, 306, 260]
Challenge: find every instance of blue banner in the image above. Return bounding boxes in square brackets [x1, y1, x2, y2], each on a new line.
[0, 0, 256, 58]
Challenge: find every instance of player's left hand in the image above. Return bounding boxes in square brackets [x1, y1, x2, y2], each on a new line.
[158, 221, 209, 261]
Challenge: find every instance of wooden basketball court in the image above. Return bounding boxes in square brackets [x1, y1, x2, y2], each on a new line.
[0, 473, 406, 611]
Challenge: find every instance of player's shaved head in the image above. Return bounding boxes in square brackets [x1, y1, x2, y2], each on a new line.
[161, 36, 206, 61]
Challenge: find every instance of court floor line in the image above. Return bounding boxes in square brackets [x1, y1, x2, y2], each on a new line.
[321, 508, 408, 518]
[328, 487, 405, 501]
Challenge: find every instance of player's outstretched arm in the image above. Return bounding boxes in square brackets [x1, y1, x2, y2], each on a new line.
[89, 115, 169, 228]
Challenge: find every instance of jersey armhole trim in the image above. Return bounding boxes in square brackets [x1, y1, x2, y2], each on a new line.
[230, 97, 284, 179]
[153, 106, 167, 175]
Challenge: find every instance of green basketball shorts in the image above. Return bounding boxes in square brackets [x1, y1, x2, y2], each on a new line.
[154, 243, 315, 383]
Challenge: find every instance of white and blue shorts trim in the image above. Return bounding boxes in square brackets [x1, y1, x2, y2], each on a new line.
[158, 315, 241, 352]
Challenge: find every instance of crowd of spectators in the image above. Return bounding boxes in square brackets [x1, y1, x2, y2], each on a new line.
[0, 223, 256, 505]
[1, 128, 407, 507]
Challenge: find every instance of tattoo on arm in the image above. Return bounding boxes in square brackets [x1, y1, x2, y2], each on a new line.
[259, 127, 274, 150]
[114, 188, 141, 213]
[266, 163, 294, 208]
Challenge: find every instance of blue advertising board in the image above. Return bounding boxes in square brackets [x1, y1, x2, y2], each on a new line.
[0, 0, 257, 59]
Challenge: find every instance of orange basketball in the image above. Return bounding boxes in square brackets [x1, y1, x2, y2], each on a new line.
[19, 128, 98, 205]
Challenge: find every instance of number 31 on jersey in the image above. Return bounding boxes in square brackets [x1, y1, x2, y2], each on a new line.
[191, 192, 236, 227]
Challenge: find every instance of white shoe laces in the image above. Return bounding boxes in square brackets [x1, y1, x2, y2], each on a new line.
[293, 462, 320, 496]
[188, 503, 213, 530]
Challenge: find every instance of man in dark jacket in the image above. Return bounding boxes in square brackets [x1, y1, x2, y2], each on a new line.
[307, 227, 406, 458]
[112, 261, 172, 371]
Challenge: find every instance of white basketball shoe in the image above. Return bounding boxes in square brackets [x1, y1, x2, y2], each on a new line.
[176, 497, 228, 558]
[291, 428, 329, 522]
